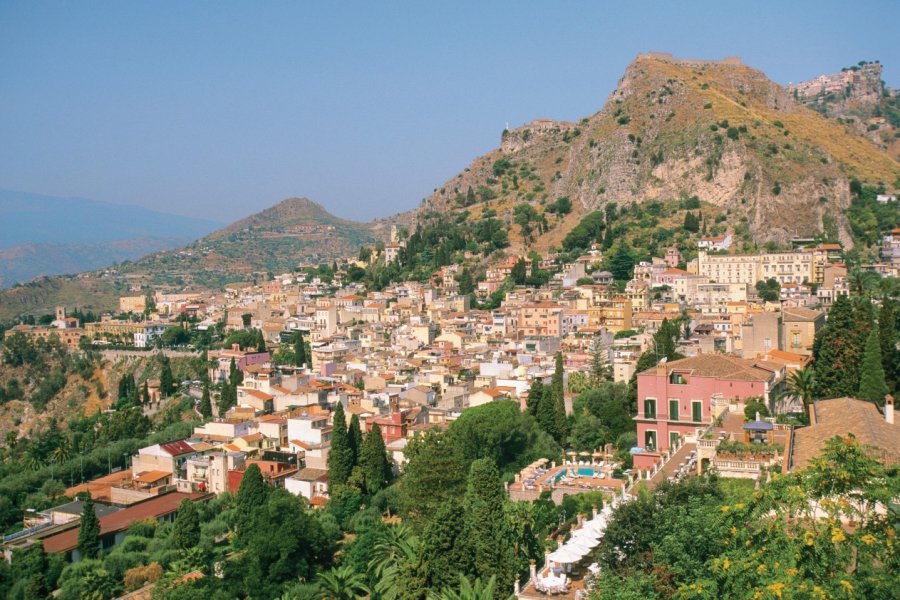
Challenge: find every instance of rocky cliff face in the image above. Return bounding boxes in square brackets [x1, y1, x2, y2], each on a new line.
[422, 54, 899, 250]
[789, 61, 900, 160]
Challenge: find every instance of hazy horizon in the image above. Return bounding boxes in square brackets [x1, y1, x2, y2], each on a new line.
[2, 0, 899, 223]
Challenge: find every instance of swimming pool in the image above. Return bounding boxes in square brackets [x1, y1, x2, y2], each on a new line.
[553, 467, 598, 482]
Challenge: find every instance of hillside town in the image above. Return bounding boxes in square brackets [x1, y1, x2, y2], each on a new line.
[4, 224, 898, 599]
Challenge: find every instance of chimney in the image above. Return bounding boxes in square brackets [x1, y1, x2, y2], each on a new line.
[808, 401, 817, 426]
[886, 395, 895, 425]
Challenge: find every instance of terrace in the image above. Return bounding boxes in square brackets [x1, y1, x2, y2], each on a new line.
[508, 454, 625, 504]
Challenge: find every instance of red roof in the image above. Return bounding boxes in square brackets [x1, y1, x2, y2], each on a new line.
[160, 440, 196, 457]
[43, 492, 208, 553]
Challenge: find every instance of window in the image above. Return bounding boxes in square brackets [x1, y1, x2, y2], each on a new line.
[669, 372, 687, 385]
[669, 399, 679, 421]
[692, 401, 703, 423]
[644, 430, 657, 451]
[669, 432, 680, 448]
[643, 398, 657, 419]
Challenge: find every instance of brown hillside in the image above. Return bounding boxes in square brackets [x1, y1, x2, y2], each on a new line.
[422, 54, 900, 251]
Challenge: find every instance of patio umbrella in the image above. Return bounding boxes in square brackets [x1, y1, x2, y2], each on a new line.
[548, 547, 584, 563]
[571, 528, 601, 543]
[565, 538, 597, 553]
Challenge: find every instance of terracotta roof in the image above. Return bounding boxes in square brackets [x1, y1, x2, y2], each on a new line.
[133, 470, 170, 484]
[44, 492, 208, 553]
[292, 467, 328, 482]
[790, 398, 899, 471]
[243, 389, 275, 401]
[782, 307, 823, 322]
[160, 440, 196, 457]
[646, 354, 776, 382]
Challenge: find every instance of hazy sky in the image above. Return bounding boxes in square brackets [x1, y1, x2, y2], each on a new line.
[1, 1, 898, 223]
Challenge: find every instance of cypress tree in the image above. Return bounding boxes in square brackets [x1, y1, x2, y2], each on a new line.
[171, 499, 200, 550]
[77, 496, 100, 559]
[420, 499, 474, 590]
[878, 300, 899, 390]
[859, 328, 889, 405]
[347, 413, 363, 465]
[159, 356, 174, 397]
[813, 296, 870, 398]
[141, 380, 150, 405]
[551, 352, 568, 442]
[293, 331, 307, 367]
[235, 463, 267, 544]
[463, 459, 516, 592]
[359, 423, 391, 495]
[199, 381, 212, 418]
[525, 380, 544, 417]
[328, 403, 354, 489]
[535, 388, 559, 440]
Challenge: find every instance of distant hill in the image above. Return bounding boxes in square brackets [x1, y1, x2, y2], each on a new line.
[0, 197, 380, 320]
[420, 53, 900, 252]
[127, 197, 379, 289]
[0, 189, 222, 287]
[0, 189, 221, 249]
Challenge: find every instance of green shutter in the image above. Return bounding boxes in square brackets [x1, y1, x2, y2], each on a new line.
[692, 401, 702, 422]
[669, 399, 679, 421]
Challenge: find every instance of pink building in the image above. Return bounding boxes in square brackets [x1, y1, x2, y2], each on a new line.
[635, 353, 782, 451]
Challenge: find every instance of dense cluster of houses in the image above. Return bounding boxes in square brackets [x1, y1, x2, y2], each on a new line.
[6, 236, 900, 570]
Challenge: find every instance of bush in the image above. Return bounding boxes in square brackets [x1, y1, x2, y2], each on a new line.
[744, 399, 770, 421]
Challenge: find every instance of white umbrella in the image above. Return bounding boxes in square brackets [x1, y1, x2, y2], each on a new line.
[571, 529, 601, 543]
[565, 538, 597, 553]
[548, 547, 583, 563]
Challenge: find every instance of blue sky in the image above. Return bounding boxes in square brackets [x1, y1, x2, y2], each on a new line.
[1, 1, 898, 222]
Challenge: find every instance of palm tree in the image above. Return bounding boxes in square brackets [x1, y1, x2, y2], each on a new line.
[368, 524, 422, 600]
[428, 574, 514, 600]
[787, 367, 816, 413]
[315, 565, 369, 600]
[52, 439, 72, 465]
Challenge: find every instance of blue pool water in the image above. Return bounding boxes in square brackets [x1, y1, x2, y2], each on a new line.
[553, 467, 598, 482]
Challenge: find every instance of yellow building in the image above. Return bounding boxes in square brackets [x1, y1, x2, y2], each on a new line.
[588, 297, 633, 333]
[119, 296, 147, 313]
[698, 251, 814, 286]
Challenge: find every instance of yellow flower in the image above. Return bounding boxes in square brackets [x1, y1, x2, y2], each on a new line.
[721, 504, 730, 513]
[730, 526, 737, 536]
[723, 558, 731, 571]
[840, 579, 854, 592]
[767, 582, 785, 598]
[861, 534, 876, 546]
[787, 568, 798, 576]
[757, 563, 767, 574]
[735, 502, 745, 510]
[804, 531, 815, 546]
[832, 527, 846, 544]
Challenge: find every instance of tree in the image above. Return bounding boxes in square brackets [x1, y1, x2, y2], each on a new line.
[429, 574, 507, 600]
[399, 430, 468, 521]
[359, 423, 391, 495]
[77, 496, 101, 559]
[241, 313, 252, 328]
[859, 328, 889, 405]
[347, 413, 362, 465]
[590, 335, 612, 386]
[510, 258, 528, 286]
[551, 352, 568, 442]
[743, 398, 770, 420]
[607, 244, 635, 281]
[328, 403, 354, 489]
[813, 295, 871, 398]
[682, 211, 699, 233]
[755, 278, 781, 302]
[294, 331, 308, 368]
[525, 379, 543, 417]
[235, 463, 268, 543]
[171, 499, 200, 550]
[315, 564, 369, 599]
[420, 499, 474, 591]
[457, 268, 475, 296]
[159, 355, 174, 398]
[463, 459, 516, 593]
[141, 380, 150, 405]
[199, 381, 212, 418]
[786, 367, 815, 413]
